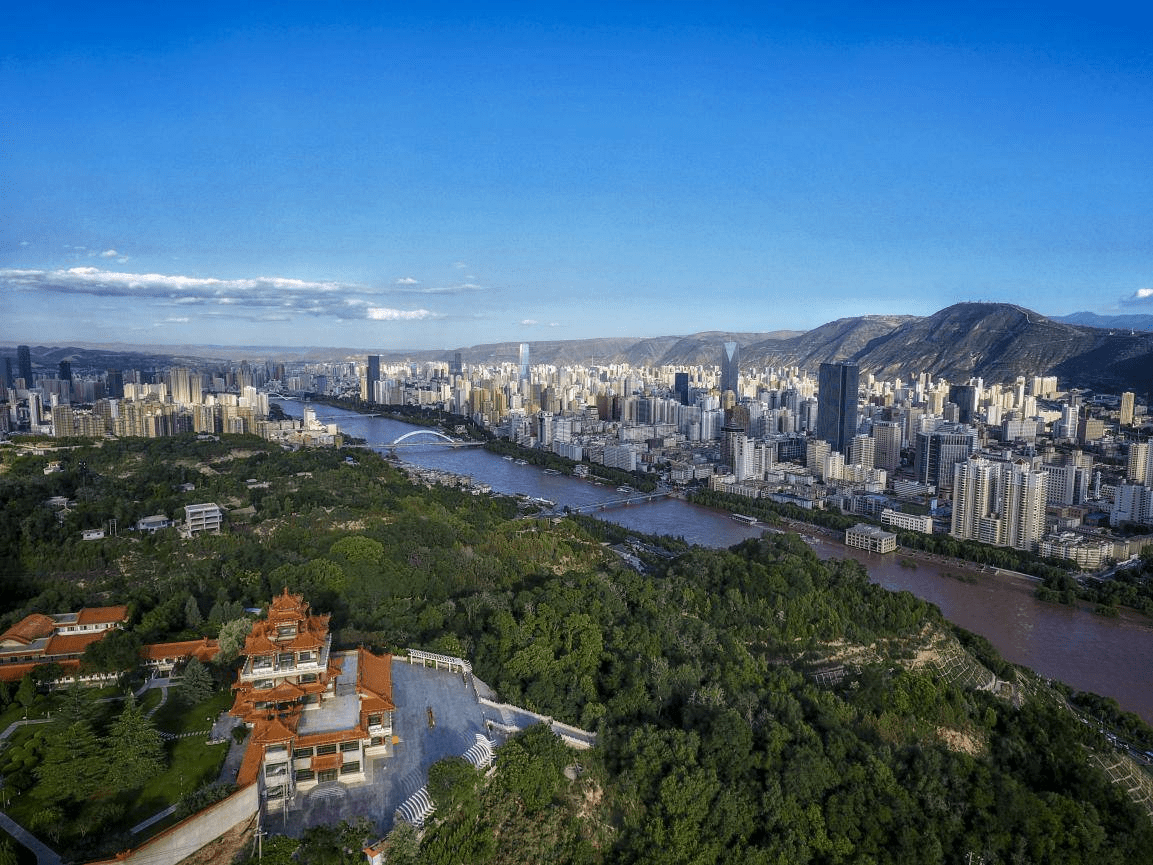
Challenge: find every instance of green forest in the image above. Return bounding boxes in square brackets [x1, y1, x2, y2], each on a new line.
[2, 435, 1153, 863]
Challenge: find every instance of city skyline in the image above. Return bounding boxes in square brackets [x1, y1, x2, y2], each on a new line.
[4, 3, 1152, 350]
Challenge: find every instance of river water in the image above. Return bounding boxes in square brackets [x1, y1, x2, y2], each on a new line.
[285, 402, 1153, 722]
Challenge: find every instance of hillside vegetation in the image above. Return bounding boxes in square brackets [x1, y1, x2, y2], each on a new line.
[2, 436, 1152, 863]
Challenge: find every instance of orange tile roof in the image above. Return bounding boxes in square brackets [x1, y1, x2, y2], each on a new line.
[236, 741, 265, 787]
[0, 659, 80, 683]
[250, 715, 298, 744]
[357, 648, 395, 710]
[140, 638, 219, 662]
[311, 753, 342, 772]
[76, 605, 129, 626]
[0, 614, 56, 645]
[44, 631, 108, 656]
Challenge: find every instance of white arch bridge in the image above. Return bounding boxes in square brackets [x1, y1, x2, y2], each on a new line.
[384, 430, 486, 449]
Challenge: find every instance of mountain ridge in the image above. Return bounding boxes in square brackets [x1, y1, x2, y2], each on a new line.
[8, 303, 1153, 394]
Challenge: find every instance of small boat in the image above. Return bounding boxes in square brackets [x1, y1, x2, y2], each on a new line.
[543, 469, 561, 475]
[503, 455, 515, 461]
[515, 459, 528, 465]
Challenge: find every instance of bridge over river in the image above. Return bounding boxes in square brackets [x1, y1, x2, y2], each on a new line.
[566, 490, 674, 513]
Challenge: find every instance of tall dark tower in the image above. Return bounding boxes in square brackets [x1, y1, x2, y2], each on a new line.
[674, 371, 690, 405]
[365, 355, 381, 403]
[58, 360, 72, 382]
[17, 345, 32, 386]
[2, 357, 13, 389]
[721, 342, 740, 395]
[106, 369, 124, 399]
[817, 362, 859, 455]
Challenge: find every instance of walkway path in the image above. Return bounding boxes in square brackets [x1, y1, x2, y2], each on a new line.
[0, 811, 61, 865]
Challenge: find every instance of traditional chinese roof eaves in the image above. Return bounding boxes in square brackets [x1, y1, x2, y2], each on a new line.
[140, 638, 219, 662]
[76, 605, 129, 626]
[0, 659, 81, 683]
[356, 648, 396, 710]
[0, 614, 56, 645]
[44, 631, 107, 656]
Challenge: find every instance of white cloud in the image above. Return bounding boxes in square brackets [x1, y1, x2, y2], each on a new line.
[1, 266, 441, 323]
[1130, 287, 1153, 301]
[520, 319, 539, 326]
[99, 249, 118, 258]
[454, 261, 468, 269]
[548, 322, 561, 327]
[395, 277, 419, 285]
[19, 240, 30, 247]
[367, 307, 436, 321]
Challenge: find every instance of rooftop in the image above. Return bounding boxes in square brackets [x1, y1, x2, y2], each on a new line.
[297, 650, 361, 736]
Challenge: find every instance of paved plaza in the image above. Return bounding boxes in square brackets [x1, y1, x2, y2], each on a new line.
[275, 657, 491, 837]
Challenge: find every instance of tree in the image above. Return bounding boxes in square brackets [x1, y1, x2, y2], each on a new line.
[108, 695, 166, 792]
[218, 617, 253, 661]
[36, 720, 107, 803]
[184, 594, 204, 629]
[14, 674, 36, 713]
[495, 725, 571, 814]
[177, 656, 217, 705]
[427, 756, 482, 813]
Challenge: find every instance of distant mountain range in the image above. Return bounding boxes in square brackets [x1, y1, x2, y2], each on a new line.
[8, 302, 1153, 395]
[434, 303, 1153, 395]
[1051, 311, 1153, 332]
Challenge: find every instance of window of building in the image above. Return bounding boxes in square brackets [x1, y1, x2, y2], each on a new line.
[370, 736, 385, 747]
[298, 651, 312, 662]
[265, 762, 287, 777]
[266, 785, 285, 799]
[340, 741, 359, 753]
[276, 625, 297, 639]
[340, 761, 360, 775]
[293, 747, 313, 758]
[368, 714, 382, 727]
[295, 769, 315, 782]
[300, 673, 318, 684]
[315, 744, 337, 756]
[318, 769, 338, 783]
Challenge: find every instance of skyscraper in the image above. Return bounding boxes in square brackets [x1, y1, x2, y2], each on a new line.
[364, 355, 381, 403]
[816, 362, 859, 455]
[720, 342, 740, 395]
[518, 343, 530, 384]
[951, 456, 1048, 551]
[17, 345, 32, 386]
[1121, 391, 1135, 426]
[58, 360, 72, 382]
[674, 371, 690, 406]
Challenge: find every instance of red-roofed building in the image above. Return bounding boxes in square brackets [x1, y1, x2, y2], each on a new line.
[140, 637, 220, 677]
[230, 590, 395, 809]
[0, 606, 129, 683]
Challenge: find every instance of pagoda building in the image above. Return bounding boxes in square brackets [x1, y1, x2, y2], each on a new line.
[231, 590, 395, 809]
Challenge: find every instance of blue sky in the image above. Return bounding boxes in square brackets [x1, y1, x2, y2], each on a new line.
[3, 2, 1151, 351]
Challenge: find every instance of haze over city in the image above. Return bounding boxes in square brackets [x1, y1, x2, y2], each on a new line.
[4, 3, 1151, 350]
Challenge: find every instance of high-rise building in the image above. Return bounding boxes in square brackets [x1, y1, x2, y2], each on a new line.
[951, 455, 1048, 551]
[817, 362, 859, 455]
[872, 421, 903, 472]
[519, 343, 530, 384]
[914, 423, 978, 490]
[849, 433, 875, 469]
[105, 369, 124, 399]
[363, 355, 381, 402]
[720, 342, 740, 396]
[1127, 441, 1152, 484]
[1121, 391, 1135, 427]
[674, 371, 690, 406]
[2, 357, 12, 390]
[17, 345, 32, 387]
[57, 360, 72, 382]
[947, 384, 978, 424]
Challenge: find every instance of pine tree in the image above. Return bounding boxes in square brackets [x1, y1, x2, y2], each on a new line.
[35, 719, 108, 803]
[177, 656, 218, 705]
[185, 594, 204, 629]
[108, 695, 166, 792]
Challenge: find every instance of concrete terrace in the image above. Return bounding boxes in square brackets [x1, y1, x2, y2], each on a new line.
[297, 650, 360, 736]
[276, 657, 490, 837]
